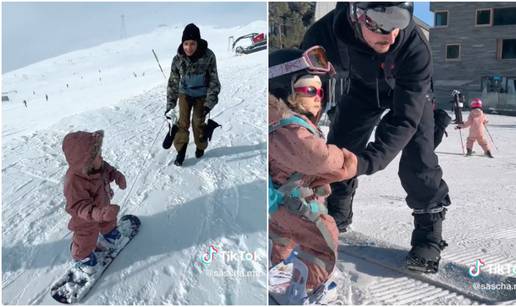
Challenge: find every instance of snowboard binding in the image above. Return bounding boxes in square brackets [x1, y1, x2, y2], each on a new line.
[406, 240, 448, 274]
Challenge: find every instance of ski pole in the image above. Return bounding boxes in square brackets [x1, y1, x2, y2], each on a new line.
[458, 128, 465, 155]
[485, 126, 499, 151]
[152, 49, 167, 80]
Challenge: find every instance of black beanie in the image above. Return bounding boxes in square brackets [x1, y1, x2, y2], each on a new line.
[182, 23, 201, 43]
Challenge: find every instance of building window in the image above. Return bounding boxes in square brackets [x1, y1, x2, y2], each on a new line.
[500, 39, 516, 59]
[435, 11, 448, 27]
[493, 7, 516, 26]
[476, 9, 492, 26]
[446, 44, 460, 60]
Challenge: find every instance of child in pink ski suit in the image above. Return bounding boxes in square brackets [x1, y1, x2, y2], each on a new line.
[269, 57, 357, 291]
[457, 98, 493, 158]
[62, 130, 127, 271]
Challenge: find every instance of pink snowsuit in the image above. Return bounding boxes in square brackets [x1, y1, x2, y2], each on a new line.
[269, 95, 355, 290]
[62, 131, 125, 260]
[460, 108, 491, 152]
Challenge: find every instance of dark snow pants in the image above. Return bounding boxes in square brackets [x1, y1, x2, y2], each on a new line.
[326, 95, 450, 231]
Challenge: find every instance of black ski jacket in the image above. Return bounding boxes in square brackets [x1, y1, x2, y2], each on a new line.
[302, 3, 433, 176]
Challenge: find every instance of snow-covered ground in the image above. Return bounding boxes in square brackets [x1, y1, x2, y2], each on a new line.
[2, 21, 268, 304]
[330, 111, 516, 304]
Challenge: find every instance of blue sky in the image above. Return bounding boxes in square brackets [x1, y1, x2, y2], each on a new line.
[414, 2, 433, 26]
[2, 2, 266, 73]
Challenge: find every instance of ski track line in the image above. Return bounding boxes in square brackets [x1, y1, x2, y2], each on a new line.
[339, 247, 489, 304]
[340, 257, 474, 305]
[170, 166, 218, 304]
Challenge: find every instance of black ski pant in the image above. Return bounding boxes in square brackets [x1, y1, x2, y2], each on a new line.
[326, 95, 450, 231]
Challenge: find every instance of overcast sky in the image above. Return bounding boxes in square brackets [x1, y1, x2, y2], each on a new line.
[2, 2, 266, 73]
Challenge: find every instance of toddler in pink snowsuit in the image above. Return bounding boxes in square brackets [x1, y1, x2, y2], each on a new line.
[269, 73, 357, 291]
[457, 98, 493, 158]
[62, 130, 127, 265]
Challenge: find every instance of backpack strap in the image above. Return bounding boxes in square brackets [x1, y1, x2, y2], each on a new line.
[269, 115, 320, 136]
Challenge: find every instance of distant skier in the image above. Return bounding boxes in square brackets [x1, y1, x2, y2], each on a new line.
[269, 47, 357, 301]
[45, 94, 49, 102]
[23, 100, 27, 108]
[66, 83, 69, 88]
[165, 23, 221, 166]
[456, 98, 493, 158]
[62, 130, 127, 274]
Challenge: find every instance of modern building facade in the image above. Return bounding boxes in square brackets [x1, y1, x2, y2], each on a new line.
[430, 2, 516, 113]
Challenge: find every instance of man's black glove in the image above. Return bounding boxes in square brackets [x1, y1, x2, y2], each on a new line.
[203, 106, 211, 117]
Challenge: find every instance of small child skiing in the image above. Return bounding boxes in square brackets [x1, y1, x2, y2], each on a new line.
[456, 98, 493, 158]
[62, 130, 127, 274]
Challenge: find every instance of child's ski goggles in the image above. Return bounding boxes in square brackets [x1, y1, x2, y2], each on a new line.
[294, 86, 324, 99]
[269, 46, 336, 79]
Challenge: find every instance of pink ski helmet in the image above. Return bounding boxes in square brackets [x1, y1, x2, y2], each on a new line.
[470, 98, 483, 109]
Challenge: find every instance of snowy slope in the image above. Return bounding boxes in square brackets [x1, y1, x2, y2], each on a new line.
[328, 111, 516, 304]
[2, 21, 268, 304]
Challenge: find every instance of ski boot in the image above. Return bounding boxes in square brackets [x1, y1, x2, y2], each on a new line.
[485, 150, 494, 158]
[174, 145, 187, 166]
[74, 252, 98, 274]
[406, 207, 448, 273]
[466, 148, 473, 156]
[195, 148, 204, 158]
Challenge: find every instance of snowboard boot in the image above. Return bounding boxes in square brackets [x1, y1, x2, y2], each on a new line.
[466, 148, 473, 156]
[306, 276, 338, 304]
[74, 252, 98, 275]
[407, 208, 448, 274]
[98, 227, 126, 250]
[327, 180, 356, 233]
[485, 150, 494, 158]
[195, 148, 204, 159]
[174, 145, 187, 166]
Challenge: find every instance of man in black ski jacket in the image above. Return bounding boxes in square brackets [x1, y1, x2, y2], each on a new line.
[301, 2, 450, 273]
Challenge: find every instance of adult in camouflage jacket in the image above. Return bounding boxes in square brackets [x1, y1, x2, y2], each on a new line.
[165, 23, 221, 166]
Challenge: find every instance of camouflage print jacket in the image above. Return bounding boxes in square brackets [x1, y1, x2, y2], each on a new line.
[166, 39, 221, 111]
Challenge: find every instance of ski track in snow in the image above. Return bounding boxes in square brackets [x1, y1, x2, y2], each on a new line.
[2, 22, 267, 305]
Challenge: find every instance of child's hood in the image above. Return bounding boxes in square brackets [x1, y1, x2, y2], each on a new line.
[62, 130, 103, 175]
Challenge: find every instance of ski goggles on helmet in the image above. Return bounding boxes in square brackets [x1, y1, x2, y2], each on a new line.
[269, 46, 336, 79]
[355, 3, 413, 34]
[294, 86, 324, 99]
